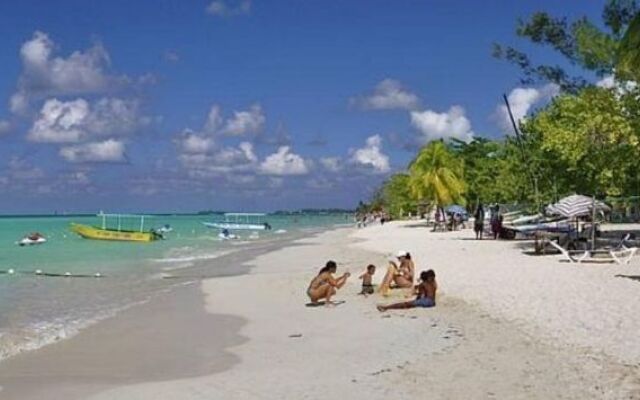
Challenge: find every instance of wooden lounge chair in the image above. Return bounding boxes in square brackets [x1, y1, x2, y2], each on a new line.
[548, 240, 637, 265]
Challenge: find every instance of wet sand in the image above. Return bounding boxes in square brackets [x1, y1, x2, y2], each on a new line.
[0, 283, 246, 400]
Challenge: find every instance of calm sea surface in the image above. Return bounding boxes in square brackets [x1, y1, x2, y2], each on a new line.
[0, 213, 351, 361]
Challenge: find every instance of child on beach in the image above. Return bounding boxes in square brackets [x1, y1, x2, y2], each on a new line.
[358, 264, 376, 295]
[377, 269, 437, 312]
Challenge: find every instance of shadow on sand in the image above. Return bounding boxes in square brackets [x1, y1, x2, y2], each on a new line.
[615, 274, 640, 283]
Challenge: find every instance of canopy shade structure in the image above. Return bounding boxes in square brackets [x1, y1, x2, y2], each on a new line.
[546, 194, 611, 218]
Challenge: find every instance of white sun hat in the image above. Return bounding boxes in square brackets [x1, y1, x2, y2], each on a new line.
[396, 250, 408, 258]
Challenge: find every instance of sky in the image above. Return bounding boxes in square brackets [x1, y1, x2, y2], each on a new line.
[0, 0, 607, 213]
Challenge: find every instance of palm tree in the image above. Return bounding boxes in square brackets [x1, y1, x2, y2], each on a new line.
[408, 141, 465, 228]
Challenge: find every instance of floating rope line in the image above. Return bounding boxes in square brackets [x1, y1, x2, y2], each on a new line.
[0, 269, 104, 278]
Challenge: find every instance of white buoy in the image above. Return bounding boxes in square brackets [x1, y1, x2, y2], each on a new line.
[35, 269, 43, 275]
[7, 269, 15, 275]
[64, 272, 71, 277]
[94, 272, 102, 278]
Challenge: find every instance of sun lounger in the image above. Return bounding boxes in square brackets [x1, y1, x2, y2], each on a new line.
[609, 247, 638, 265]
[547, 240, 638, 265]
[548, 241, 590, 263]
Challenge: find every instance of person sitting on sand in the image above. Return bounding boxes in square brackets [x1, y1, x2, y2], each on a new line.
[359, 264, 376, 295]
[379, 251, 414, 296]
[377, 269, 437, 311]
[307, 260, 350, 306]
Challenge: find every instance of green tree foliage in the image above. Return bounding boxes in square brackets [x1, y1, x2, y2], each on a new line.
[379, 173, 413, 218]
[521, 87, 638, 196]
[408, 141, 465, 210]
[493, 0, 639, 91]
[617, 12, 640, 81]
[449, 138, 506, 205]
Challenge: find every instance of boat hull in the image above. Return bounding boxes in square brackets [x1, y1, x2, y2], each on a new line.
[203, 222, 267, 230]
[70, 223, 157, 242]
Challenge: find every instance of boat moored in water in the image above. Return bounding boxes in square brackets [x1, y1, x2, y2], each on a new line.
[203, 213, 272, 231]
[70, 213, 163, 242]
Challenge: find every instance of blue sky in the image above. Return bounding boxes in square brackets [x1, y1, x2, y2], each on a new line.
[0, 1, 606, 213]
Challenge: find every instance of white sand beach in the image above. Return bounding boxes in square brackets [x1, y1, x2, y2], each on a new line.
[1, 222, 640, 399]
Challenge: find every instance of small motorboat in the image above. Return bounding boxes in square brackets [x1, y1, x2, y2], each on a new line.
[18, 232, 47, 246]
[153, 224, 173, 239]
[156, 224, 173, 234]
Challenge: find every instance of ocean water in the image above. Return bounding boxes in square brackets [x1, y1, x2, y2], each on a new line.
[0, 213, 352, 361]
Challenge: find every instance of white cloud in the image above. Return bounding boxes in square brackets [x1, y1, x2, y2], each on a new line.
[320, 157, 342, 172]
[349, 135, 390, 173]
[203, 105, 223, 134]
[175, 104, 265, 176]
[494, 84, 559, 133]
[260, 146, 309, 176]
[179, 141, 258, 174]
[10, 31, 128, 114]
[163, 50, 180, 63]
[222, 104, 265, 136]
[176, 131, 216, 154]
[28, 98, 89, 142]
[213, 142, 258, 165]
[0, 120, 11, 135]
[410, 105, 474, 143]
[597, 75, 616, 89]
[59, 139, 126, 163]
[65, 171, 91, 185]
[351, 79, 420, 110]
[28, 98, 146, 143]
[199, 103, 265, 136]
[206, 0, 251, 17]
[596, 75, 637, 95]
[7, 157, 45, 180]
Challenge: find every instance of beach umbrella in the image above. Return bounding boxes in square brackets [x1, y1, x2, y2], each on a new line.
[546, 194, 610, 218]
[445, 204, 467, 215]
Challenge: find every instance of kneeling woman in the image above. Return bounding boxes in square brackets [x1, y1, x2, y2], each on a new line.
[307, 260, 350, 306]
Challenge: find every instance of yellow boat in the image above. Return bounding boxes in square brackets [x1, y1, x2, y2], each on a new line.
[70, 214, 161, 242]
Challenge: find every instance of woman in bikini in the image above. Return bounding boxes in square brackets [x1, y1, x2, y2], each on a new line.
[307, 260, 350, 306]
[378, 250, 415, 296]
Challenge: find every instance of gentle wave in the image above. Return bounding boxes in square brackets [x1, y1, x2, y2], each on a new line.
[0, 300, 145, 362]
[153, 250, 232, 264]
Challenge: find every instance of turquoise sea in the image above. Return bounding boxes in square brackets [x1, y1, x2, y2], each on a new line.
[0, 213, 352, 361]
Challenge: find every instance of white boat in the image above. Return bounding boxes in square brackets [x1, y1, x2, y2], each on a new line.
[203, 213, 271, 231]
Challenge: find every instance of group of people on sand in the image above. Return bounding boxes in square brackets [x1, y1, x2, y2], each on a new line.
[306, 250, 437, 312]
[473, 203, 503, 240]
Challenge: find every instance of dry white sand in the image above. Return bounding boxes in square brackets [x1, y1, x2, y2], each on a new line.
[352, 221, 640, 364]
[73, 225, 640, 399]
